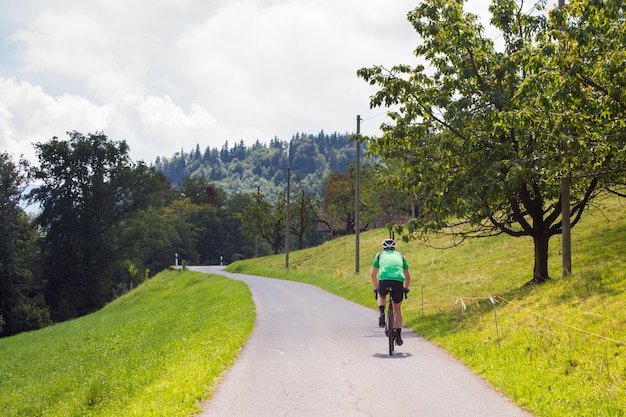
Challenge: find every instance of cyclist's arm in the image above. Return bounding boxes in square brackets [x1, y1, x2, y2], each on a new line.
[403, 269, 411, 289]
[370, 267, 379, 290]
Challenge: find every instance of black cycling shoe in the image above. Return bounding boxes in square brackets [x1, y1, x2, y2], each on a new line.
[378, 313, 385, 328]
[395, 330, 403, 346]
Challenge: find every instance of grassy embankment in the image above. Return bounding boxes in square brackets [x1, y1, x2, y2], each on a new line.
[226, 194, 626, 417]
[0, 270, 255, 417]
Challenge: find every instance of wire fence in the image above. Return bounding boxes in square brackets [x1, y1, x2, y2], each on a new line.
[419, 284, 626, 347]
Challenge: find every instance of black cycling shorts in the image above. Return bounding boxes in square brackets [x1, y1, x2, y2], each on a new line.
[377, 280, 405, 304]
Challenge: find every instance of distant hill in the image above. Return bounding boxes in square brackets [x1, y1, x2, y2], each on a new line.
[154, 131, 367, 198]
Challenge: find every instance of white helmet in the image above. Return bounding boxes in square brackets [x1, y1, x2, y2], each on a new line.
[382, 239, 396, 250]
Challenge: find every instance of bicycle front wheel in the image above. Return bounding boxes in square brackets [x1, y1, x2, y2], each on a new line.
[386, 306, 394, 356]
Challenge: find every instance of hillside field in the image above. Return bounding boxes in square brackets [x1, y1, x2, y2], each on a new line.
[0, 271, 255, 417]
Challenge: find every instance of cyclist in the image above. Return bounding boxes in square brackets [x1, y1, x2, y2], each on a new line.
[370, 238, 411, 345]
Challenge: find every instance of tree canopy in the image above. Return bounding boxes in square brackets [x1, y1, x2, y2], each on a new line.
[29, 132, 169, 320]
[358, 0, 625, 283]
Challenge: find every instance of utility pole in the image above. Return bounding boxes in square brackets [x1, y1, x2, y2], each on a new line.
[559, 0, 571, 277]
[285, 167, 291, 268]
[355, 115, 361, 274]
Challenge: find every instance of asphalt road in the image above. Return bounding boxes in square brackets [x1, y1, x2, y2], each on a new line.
[190, 266, 534, 417]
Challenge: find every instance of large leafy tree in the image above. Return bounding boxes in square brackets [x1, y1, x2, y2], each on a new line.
[0, 152, 49, 335]
[324, 173, 356, 236]
[239, 189, 286, 255]
[322, 162, 388, 236]
[179, 174, 226, 207]
[358, 0, 625, 283]
[289, 178, 321, 249]
[358, 161, 415, 230]
[222, 192, 260, 261]
[29, 131, 168, 320]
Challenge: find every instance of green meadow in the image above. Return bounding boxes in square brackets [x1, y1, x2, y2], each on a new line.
[0, 271, 255, 417]
[1, 195, 624, 417]
[227, 194, 626, 417]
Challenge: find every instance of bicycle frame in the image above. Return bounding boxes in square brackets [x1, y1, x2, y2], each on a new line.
[382, 286, 408, 356]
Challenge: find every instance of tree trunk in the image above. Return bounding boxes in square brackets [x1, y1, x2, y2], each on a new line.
[530, 232, 551, 284]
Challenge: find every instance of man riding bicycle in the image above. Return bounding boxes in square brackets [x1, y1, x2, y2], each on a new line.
[370, 238, 411, 345]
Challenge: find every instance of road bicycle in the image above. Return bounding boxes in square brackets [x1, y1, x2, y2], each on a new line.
[378, 286, 408, 356]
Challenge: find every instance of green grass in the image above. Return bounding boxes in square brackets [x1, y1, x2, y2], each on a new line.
[0, 270, 255, 417]
[226, 194, 626, 417]
[1, 196, 624, 417]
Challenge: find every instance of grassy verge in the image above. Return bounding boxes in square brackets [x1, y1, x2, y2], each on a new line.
[0, 270, 255, 417]
[226, 195, 626, 417]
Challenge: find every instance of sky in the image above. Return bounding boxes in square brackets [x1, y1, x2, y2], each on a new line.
[0, 0, 493, 165]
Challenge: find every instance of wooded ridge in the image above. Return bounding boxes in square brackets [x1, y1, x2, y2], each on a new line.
[153, 130, 364, 198]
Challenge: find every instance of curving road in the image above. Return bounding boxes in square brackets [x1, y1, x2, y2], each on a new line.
[190, 266, 534, 417]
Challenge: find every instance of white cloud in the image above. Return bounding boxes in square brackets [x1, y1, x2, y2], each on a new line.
[0, 0, 491, 164]
[134, 95, 226, 158]
[0, 76, 112, 161]
[138, 96, 216, 130]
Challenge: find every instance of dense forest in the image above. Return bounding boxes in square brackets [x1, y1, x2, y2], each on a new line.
[154, 130, 363, 198]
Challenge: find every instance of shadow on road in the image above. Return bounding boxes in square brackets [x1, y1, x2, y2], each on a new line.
[372, 352, 413, 359]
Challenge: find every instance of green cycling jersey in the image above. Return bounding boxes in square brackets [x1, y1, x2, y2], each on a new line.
[372, 249, 409, 282]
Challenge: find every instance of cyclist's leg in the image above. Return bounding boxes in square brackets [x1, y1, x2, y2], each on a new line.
[377, 292, 386, 327]
[388, 281, 404, 327]
[389, 282, 405, 345]
[392, 300, 403, 328]
[378, 282, 394, 308]
[377, 282, 390, 327]
[378, 291, 387, 310]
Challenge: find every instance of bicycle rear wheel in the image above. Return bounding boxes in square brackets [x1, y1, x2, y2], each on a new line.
[386, 305, 394, 356]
